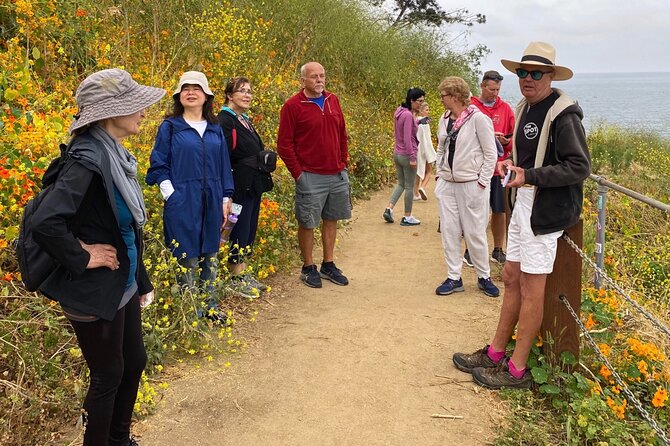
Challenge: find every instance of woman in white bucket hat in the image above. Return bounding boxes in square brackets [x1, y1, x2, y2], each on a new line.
[146, 71, 234, 321]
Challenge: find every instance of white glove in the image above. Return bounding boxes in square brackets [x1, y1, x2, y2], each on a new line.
[159, 180, 175, 201]
[139, 290, 154, 309]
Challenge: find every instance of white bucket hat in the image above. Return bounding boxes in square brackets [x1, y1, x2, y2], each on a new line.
[69, 68, 166, 134]
[172, 71, 214, 98]
[501, 41, 573, 81]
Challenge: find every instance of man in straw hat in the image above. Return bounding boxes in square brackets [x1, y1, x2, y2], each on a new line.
[452, 42, 591, 389]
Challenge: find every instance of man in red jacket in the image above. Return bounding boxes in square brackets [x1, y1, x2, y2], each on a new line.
[277, 61, 351, 288]
[463, 70, 516, 266]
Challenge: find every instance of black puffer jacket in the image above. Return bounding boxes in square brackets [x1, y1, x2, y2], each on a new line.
[32, 131, 153, 321]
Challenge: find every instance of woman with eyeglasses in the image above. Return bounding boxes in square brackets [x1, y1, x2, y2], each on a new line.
[146, 71, 234, 321]
[433, 76, 500, 298]
[217, 77, 274, 298]
[383, 87, 425, 226]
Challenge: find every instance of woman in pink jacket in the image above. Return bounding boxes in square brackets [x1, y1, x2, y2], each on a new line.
[383, 87, 425, 226]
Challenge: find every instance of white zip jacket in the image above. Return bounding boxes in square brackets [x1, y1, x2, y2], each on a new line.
[435, 109, 497, 188]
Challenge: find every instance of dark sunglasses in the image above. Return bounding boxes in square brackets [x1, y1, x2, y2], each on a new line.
[516, 68, 552, 81]
[483, 74, 503, 81]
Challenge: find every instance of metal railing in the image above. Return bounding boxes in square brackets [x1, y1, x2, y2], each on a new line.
[558, 174, 670, 444]
[590, 173, 670, 288]
[561, 232, 670, 445]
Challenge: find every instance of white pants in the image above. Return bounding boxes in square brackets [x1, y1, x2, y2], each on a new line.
[506, 187, 563, 274]
[435, 178, 491, 280]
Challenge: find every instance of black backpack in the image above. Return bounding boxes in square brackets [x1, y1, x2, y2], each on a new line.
[16, 141, 75, 292]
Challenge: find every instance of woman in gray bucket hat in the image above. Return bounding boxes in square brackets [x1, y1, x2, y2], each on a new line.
[32, 68, 164, 445]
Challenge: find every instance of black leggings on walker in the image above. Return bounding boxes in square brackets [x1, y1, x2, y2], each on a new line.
[70, 294, 146, 446]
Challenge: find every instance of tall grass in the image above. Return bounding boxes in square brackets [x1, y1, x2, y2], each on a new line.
[0, 0, 483, 443]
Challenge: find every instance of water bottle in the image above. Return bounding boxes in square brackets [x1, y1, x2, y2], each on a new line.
[220, 213, 239, 245]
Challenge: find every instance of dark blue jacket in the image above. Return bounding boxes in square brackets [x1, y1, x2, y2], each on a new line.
[146, 116, 234, 258]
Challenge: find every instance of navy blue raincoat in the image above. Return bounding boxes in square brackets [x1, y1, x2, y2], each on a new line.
[146, 116, 234, 259]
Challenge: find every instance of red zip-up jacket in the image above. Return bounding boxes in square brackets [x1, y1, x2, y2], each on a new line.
[277, 89, 348, 179]
[471, 96, 516, 171]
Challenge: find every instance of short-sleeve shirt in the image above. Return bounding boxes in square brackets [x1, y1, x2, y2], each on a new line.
[516, 91, 559, 169]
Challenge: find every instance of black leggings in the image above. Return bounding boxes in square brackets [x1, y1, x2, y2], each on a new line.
[70, 294, 147, 446]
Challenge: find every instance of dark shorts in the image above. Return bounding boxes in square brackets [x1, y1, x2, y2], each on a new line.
[294, 170, 352, 229]
[490, 175, 505, 214]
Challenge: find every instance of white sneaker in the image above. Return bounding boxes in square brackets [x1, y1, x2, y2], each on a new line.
[413, 194, 422, 201]
[400, 216, 421, 226]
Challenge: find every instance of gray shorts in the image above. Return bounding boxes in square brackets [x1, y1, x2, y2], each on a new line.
[295, 170, 352, 229]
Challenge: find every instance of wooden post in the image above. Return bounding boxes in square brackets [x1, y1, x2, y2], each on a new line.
[542, 220, 582, 366]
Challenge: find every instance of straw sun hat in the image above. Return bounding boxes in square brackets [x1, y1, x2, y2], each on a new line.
[69, 68, 166, 134]
[501, 41, 574, 81]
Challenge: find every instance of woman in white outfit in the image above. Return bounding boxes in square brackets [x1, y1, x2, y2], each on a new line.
[413, 102, 437, 200]
[433, 77, 500, 298]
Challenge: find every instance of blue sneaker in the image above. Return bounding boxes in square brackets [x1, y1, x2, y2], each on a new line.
[435, 278, 464, 295]
[478, 277, 500, 297]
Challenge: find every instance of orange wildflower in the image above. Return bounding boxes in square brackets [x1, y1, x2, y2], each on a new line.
[600, 365, 612, 381]
[652, 388, 668, 408]
[584, 313, 596, 330]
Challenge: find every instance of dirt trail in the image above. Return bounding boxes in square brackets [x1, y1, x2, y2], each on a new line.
[135, 183, 504, 446]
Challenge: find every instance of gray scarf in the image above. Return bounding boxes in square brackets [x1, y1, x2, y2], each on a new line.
[89, 125, 147, 226]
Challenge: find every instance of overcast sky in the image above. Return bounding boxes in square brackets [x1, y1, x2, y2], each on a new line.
[442, 0, 670, 74]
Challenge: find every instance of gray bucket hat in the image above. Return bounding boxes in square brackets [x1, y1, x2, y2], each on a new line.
[69, 68, 165, 134]
[172, 71, 214, 98]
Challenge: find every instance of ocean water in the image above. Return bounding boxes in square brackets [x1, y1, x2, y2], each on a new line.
[497, 72, 670, 138]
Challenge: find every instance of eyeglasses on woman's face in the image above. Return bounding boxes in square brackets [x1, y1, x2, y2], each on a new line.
[515, 68, 553, 81]
[235, 88, 253, 96]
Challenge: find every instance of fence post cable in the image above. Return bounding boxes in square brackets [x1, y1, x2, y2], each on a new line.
[561, 233, 670, 340]
[559, 294, 670, 445]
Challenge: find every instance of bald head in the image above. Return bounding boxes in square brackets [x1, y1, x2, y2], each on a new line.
[300, 62, 326, 98]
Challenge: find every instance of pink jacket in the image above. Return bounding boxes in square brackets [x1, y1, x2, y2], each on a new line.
[393, 106, 418, 162]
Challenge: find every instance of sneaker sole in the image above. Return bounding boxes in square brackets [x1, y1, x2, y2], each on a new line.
[300, 276, 322, 288]
[435, 286, 465, 296]
[490, 256, 505, 264]
[231, 291, 259, 299]
[478, 285, 500, 298]
[418, 189, 427, 200]
[383, 215, 394, 223]
[319, 272, 349, 286]
[227, 286, 260, 299]
[463, 259, 474, 267]
[400, 221, 421, 226]
[472, 369, 532, 390]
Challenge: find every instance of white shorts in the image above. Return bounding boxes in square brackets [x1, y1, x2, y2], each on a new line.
[506, 187, 563, 274]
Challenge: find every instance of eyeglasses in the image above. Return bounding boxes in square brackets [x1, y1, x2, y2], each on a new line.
[440, 93, 450, 98]
[483, 74, 503, 81]
[234, 89, 253, 96]
[515, 68, 552, 81]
